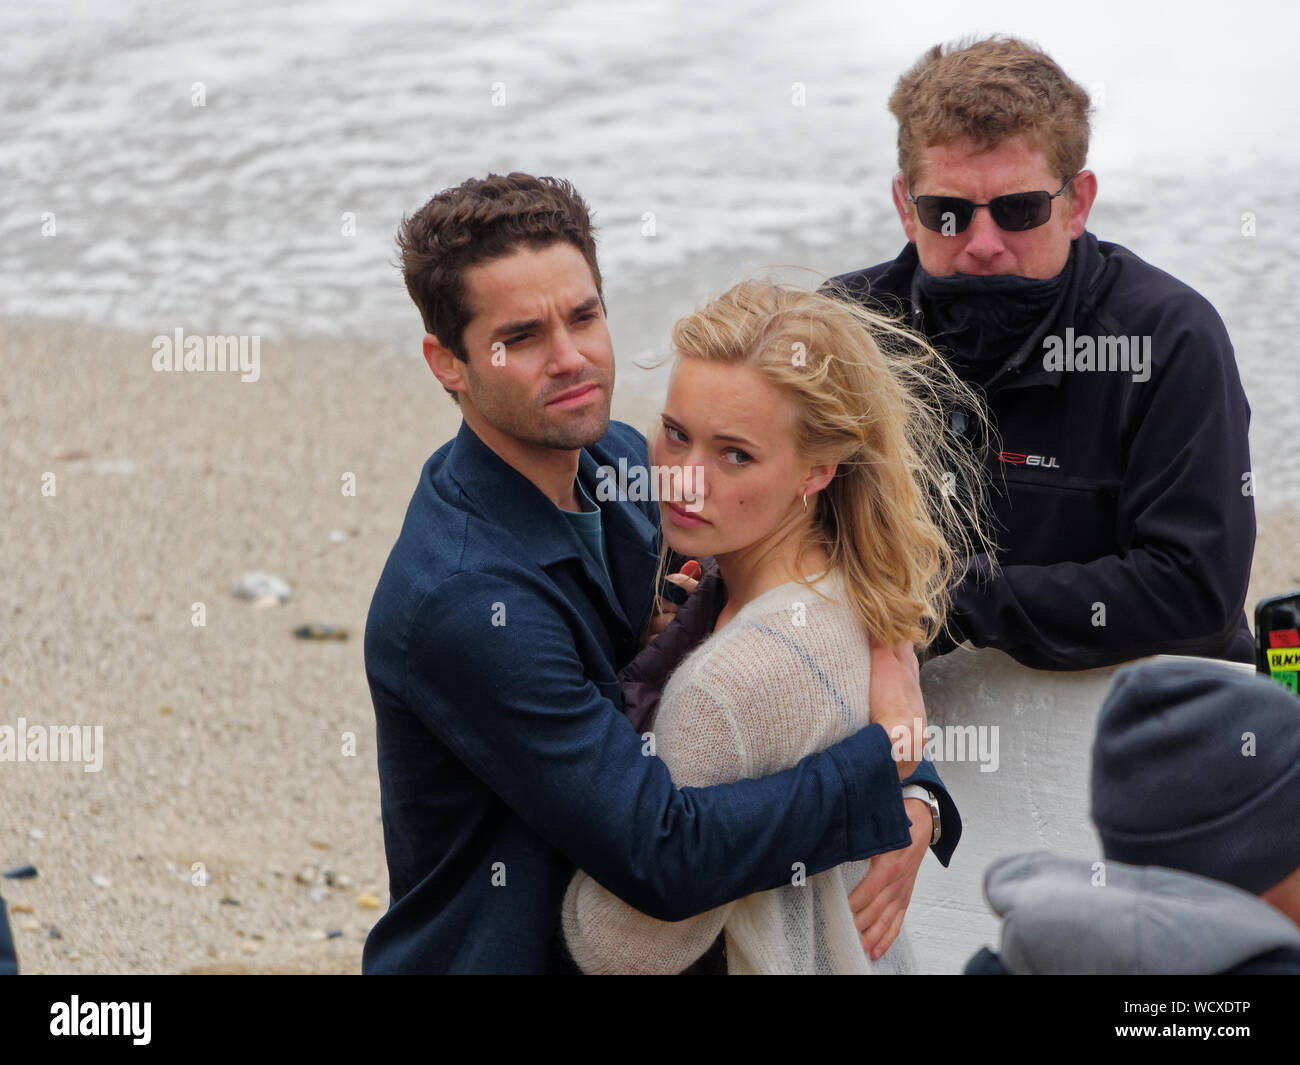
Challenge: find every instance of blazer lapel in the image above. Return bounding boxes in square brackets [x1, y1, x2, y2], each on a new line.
[444, 420, 656, 650]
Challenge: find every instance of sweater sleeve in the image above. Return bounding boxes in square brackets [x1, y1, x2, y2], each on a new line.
[561, 678, 747, 974]
[400, 570, 911, 925]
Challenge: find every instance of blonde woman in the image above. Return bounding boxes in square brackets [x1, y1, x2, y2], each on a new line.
[561, 280, 989, 974]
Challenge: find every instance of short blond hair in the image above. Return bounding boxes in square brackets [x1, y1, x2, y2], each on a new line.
[890, 36, 1092, 188]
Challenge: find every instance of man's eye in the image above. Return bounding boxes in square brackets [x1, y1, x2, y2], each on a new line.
[723, 448, 752, 466]
[504, 333, 529, 346]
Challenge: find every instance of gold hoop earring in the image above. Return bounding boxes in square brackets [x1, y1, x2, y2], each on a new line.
[802, 492, 808, 511]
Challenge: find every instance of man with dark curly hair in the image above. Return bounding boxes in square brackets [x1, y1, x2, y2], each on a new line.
[363, 172, 958, 973]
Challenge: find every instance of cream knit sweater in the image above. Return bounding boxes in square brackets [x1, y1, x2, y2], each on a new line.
[561, 569, 916, 975]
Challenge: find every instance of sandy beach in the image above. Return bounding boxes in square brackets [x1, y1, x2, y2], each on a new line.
[2, 316, 1296, 974]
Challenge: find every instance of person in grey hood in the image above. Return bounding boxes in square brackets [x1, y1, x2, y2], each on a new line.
[966, 659, 1300, 974]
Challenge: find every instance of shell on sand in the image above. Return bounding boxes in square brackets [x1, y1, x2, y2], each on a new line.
[232, 572, 291, 602]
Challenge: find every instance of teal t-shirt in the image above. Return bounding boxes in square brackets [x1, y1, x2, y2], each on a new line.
[561, 476, 612, 584]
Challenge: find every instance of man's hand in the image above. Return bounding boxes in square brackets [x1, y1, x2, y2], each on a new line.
[868, 640, 927, 779]
[848, 797, 932, 961]
[638, 560, 701, 647]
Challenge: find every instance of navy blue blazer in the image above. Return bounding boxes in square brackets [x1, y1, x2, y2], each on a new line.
[362, 418, 960, 973]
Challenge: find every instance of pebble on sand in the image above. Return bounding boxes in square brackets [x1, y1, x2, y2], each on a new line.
[356, 892, 381, 910]
[3, 864, 37, 880]
[294, 624, 349, 641]
[232, 572, 291, 603]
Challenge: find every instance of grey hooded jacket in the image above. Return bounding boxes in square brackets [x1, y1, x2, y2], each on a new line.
[965, 851, 1300, 974]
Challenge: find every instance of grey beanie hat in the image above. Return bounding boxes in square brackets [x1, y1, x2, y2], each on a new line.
[1091, 658, 1300, 895]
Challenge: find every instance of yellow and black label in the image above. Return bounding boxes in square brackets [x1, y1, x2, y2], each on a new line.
[1267, 647, 1300, 671]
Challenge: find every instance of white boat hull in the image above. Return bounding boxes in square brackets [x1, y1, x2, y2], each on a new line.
[907, 646, 1256, 974]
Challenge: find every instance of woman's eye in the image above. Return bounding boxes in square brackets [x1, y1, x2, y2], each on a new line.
[663, 424, 686, 444]
[723, 448, 752, 466]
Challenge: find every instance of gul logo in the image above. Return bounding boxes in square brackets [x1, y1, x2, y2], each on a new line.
[998, 451, 1059, 469]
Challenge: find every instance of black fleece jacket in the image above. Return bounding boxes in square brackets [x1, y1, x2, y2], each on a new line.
[827, 232, 1255, 670]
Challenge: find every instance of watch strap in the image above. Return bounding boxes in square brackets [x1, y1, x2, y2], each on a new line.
[901, 784, 941, 846]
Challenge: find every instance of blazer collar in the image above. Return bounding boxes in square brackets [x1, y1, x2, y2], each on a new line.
[439, 419, 659, 636]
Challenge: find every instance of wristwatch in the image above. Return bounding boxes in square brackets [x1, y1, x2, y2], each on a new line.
[901, 784, 941, 846]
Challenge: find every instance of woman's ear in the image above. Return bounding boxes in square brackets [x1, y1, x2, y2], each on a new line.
[802, 460, 837, 498]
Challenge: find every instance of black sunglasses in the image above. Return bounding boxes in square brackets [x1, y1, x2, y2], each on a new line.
[907, 174, 1078, 234]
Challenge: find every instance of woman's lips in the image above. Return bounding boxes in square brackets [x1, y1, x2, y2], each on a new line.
[664, 501, 709, 528]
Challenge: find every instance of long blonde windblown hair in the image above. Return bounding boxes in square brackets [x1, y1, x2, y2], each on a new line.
[653, 279, 991, 650]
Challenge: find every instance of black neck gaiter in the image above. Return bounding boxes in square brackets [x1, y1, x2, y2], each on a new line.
[913, 256, 1072, 383]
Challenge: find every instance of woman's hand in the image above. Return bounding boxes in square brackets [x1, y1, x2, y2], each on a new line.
[639, 560, 701, 646]
[847, 798, 932, 961]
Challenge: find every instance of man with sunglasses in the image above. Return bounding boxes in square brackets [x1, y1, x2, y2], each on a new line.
[829, 36, 1255, 671]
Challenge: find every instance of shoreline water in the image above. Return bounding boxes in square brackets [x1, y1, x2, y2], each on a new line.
[2, 315, 1296, 974]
